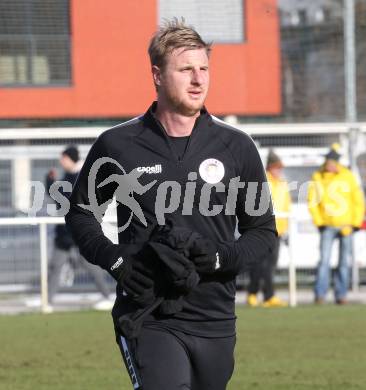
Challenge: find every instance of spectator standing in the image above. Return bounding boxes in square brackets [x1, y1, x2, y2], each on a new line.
[46, 146, 113, 311]
[247, 149, 289, 307]
[308, 143, 365, 304]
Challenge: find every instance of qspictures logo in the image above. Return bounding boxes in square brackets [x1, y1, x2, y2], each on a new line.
[77, 157, 157, 232]
[74, 157, 272, 232]
[27, 156, 352, 233]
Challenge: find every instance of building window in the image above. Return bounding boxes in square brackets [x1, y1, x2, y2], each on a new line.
[159, 0, 245, 44]
[0, 161, 12, 208]
[0, 0, 71, 87]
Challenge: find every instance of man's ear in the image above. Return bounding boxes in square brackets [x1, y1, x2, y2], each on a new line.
[152, 65, 162, 87]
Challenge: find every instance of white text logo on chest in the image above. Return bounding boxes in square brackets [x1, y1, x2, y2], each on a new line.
[137, 164, 162, 174]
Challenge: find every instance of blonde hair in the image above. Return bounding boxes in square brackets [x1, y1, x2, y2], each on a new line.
[148, 17, 211, 69]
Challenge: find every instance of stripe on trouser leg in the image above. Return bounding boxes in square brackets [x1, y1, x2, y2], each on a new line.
[119, 335, 142, 389]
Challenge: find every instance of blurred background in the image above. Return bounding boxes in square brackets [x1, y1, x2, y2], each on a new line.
[0, 0, 366, 311]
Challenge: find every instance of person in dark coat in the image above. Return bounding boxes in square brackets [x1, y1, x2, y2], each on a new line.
[46, 146, 113, 311]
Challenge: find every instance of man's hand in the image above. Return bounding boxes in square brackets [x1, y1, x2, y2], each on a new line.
[150, 221, 221, 275]
[47, 168, 57, 180]
[147, 241, 200, 293]
[110, 249, 156, 307]
[188, 236, 220, 274]
[340, 225, 353, 236]
[150, 221, 196, 258]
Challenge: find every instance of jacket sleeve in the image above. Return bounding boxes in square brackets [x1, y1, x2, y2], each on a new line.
[217, 139, 277, 274]
[64, 134, 138, 280]
[350, 173, 365, 228]
[307, 173, 324, 227]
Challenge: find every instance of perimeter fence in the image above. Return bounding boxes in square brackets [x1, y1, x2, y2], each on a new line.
[1, 123, 366, 311]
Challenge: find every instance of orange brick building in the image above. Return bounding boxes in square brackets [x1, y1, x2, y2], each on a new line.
[0, 0, 281, 119]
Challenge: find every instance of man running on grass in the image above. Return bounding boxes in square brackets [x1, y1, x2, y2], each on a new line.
[66, 18, 276, 390]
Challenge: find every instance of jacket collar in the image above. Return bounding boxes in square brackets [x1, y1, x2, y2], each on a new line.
[142, 101, 212, 137]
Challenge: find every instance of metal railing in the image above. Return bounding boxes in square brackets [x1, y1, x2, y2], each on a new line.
[0, 215, 117, 313]
[0, 212, 364, 312]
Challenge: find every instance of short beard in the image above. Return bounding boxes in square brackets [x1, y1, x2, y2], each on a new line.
[171, 98, 204, 117]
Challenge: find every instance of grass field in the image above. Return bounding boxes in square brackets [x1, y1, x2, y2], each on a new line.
[1, 305, 365, 390]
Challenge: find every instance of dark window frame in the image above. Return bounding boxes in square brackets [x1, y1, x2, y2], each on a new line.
[0, 0, 72, 88]
[0, 160, 13, 208]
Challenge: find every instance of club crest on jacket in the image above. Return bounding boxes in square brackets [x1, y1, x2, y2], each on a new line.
[199, 158, 225, 184]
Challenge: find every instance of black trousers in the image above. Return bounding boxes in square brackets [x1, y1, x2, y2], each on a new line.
[116, 325, 235, 390]
[248, 236, 281, 301]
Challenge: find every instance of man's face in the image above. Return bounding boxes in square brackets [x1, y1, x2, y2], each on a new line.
[268, 165, 283, 179]
[60, 154, 75, 172]
[153, 47, 210, 116]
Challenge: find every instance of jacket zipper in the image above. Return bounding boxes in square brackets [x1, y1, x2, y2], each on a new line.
[155, 118, 199, 164]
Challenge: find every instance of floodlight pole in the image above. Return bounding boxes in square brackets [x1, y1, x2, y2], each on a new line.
[344, 0, 359, 292]
[344, 0, 357, 124]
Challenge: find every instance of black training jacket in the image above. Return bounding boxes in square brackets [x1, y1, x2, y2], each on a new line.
[65, 102, 276, 337]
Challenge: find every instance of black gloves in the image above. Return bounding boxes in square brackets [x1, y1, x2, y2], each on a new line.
[150, 221, 198, 258]
[146, 245, 195, 315]
[188, 236, 220, 274]
[117, 221, 220, 339]
[118, 231, 201, 339]
[147, 241, 200, 293]
[150, 220, 221, 275]
[109, 247, 157, 307]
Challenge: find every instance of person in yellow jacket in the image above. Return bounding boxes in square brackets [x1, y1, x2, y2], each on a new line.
[247, 149, 290, 307]
[308, 144, 365, 304]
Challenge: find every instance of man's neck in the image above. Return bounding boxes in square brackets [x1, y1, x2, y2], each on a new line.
[154, 101, 200, 137]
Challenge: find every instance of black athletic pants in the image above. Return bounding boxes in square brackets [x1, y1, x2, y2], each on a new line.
[116, 325, 235, 390]
[248, 236, 281, 301]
